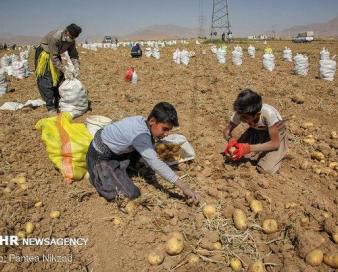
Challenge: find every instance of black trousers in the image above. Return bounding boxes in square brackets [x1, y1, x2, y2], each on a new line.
[86, 142, 141, 201]
[35, 46, 62, 111]
[131, 51, 142, 58]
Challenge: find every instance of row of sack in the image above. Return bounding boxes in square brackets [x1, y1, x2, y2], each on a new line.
[81, 40, 192, 50]
[0, 51, 31, 96]
[210, 45, 336, 81]
[211, 45, 335, 62]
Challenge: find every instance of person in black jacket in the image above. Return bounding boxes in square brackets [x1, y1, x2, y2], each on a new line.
[131, 43, 142, 58]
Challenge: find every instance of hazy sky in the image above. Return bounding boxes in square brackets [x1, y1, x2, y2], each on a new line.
[0, 0, 337, 38]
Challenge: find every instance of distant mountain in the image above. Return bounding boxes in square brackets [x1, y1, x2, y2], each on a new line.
[278, 16, 338, 38]
[120, 24, 199, 41]
[0, 35, 41, 45]
[2, 17, 338, 45]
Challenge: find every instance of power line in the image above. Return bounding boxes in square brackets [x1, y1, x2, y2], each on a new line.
[198, 0, 207, 38]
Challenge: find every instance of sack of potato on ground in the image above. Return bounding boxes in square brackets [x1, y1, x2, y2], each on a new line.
[155, 134, 195, 165]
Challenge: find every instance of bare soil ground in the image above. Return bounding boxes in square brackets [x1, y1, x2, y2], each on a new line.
[0, 40, 337, 272]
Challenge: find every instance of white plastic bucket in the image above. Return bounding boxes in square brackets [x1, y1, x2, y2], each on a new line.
[86, 115, 112, 136]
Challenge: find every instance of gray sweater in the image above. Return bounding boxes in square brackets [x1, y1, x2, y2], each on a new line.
[40, 29, 79, 72]
[96, 116, 178, 184]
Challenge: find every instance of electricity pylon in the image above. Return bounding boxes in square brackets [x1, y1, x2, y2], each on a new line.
[210, 0, 232, 40]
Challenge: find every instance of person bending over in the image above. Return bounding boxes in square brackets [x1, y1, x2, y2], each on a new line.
[223, 89, 288, 174]
[86, 102, 199, 204]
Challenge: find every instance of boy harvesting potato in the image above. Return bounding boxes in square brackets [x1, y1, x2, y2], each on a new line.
[223, 89, 288, 174]
[86, 102, 199, 203]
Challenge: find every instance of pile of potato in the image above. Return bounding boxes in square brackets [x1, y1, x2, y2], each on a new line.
[155, 143, 181, 162]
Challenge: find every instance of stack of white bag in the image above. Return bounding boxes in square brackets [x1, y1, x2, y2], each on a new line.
[173, 49, 181, 64]
[232, 46, 243, 66]
[320, 48, 330, 61]
[19, 50, 29, 61]
[1, 55, 13, 76]
[12, 60, 29, 79]
[173, 49, 190, 65]
[59, 54, 88, 118]
[216, 47, 227, 64]
[144, 47, 160, 59]
[9, 54, 18, 63]
[1, 55, 10, 68]
[180, 50, 190, 65]
[145, 48, 152, 58]
[283, 47, 292, 62]
[82, 44, 97, 51]
[0, 68, 8, 96]
[248, 45, 255, 58]
[320, 58, 336, 81]
[293, 54, 309, 76]
[263, 53, 275, 71]
[152, 47, 160, 60]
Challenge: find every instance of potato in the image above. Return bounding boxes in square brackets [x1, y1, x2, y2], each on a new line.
[323, 212, 331, 219]
[19, 183, 28, 190]
[15, 176, 27, 184]
[203, 204, 217, 219]
[171, 144, 181, 153]
[333, 233, 338, 243]
[50, 210, 61, 219]
[285, 202, 297, 209]
[147, 251, 164, 265]
[303, 136, 315, 145]
[113, 217, 122, 225]
[125, 201, 137, 214]
[312, 166, 321, 175]
[233, 209, 248, 230]
[300, 217, 310, 227]
[305, 249, 323, 266]
[311, 152, 325, 161]
[187, 254, 199, 264]
[329, 162, 337, 170]
[262, 219, 278, 234]
[25, 222, 34, 234]
[3, 187, 12, 194]
[17, 231, 26, 239]
[165, 236, 184, 255]
[155, 143, 167, 154]
[230, 257, 242, 271]
[324, 253, 338, 268]
[34, 201, 43, 208]
[247, 261, 265, 272]
[301, 122, 314, 129]
[213, 242, 223, 250]
[250, 200, 263, 214]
